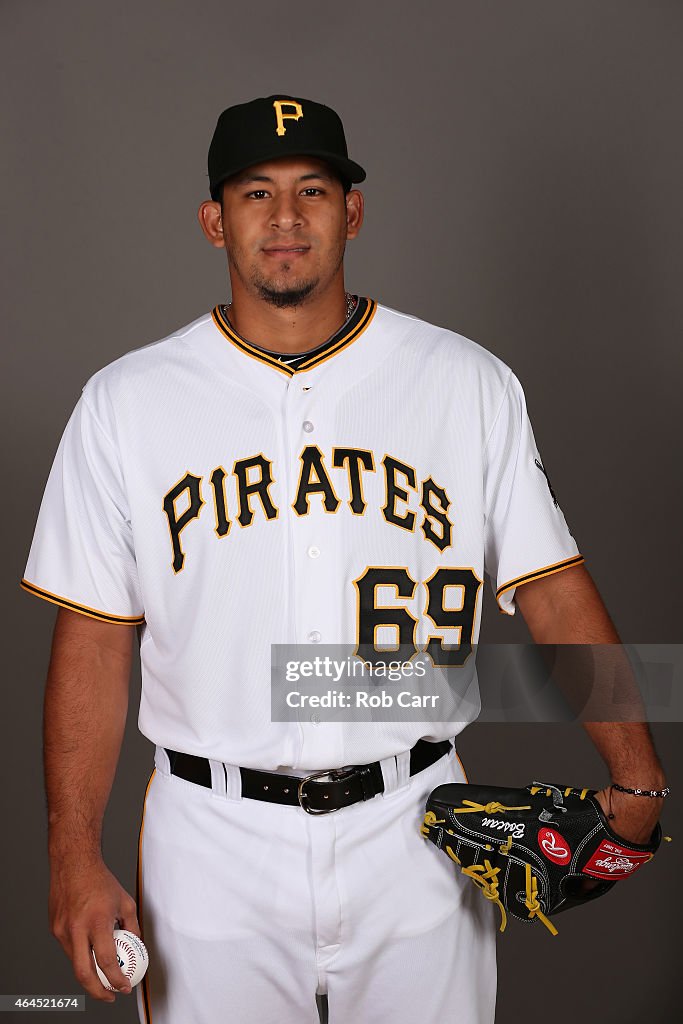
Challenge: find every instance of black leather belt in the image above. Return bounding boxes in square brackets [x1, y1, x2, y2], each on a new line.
[164, 738, 452, 814]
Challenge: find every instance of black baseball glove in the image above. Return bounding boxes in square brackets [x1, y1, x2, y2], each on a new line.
[421, 781, 664, 935]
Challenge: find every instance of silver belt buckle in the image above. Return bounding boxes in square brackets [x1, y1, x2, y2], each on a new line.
[297, 766, 356, 814]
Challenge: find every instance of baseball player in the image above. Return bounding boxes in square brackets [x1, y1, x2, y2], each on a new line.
[22, 95, 666, 1023]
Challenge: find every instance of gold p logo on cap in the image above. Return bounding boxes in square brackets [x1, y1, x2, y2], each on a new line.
[273, 100, 303, 136]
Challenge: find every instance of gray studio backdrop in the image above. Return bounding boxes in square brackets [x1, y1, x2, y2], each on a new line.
[3, 1, 681, 1022]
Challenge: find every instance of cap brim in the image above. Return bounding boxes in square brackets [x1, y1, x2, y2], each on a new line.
[304, 151, 366, 184]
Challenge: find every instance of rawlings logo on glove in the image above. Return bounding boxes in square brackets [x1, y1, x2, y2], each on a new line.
[421, 781, 668, 936]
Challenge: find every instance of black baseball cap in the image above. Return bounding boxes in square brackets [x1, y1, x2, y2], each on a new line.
[207, 94, 366, 200]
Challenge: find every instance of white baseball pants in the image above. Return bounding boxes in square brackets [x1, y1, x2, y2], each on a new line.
[136, 743, 497, 1024]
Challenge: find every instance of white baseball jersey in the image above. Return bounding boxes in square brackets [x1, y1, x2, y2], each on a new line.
[22, 298, 582, 769]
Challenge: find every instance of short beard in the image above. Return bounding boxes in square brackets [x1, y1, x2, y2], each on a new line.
[255, 278, 318, 309]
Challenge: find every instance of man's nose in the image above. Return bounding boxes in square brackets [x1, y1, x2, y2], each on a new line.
[270, 193, 304, 230]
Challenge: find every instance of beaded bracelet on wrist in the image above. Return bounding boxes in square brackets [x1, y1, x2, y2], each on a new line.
[611, 783, 670, 798]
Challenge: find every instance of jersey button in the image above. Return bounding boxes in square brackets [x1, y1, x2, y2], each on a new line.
[308, 545, 320, 558]
[302, 420, 314, 433]
[308, 630, 321, 643]
[310, 713, 320, 725]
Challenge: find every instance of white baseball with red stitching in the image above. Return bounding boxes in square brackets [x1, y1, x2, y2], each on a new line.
[92, 929, 149, 990]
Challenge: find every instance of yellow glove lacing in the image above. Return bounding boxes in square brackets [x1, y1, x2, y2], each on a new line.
[448, 799, 533, 816]
[530, 786, 590, 800]
[422, 794, 576, 936]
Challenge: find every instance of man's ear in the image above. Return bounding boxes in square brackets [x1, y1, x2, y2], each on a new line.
[345, 189, 364, 239]
[197, 200, 225, 248]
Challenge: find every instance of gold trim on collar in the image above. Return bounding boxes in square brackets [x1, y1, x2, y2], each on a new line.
[211, 298, 377, 376]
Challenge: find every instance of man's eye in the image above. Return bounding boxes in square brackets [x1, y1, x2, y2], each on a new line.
[247, 190, 269, 199]
[301, 187, 323, 196]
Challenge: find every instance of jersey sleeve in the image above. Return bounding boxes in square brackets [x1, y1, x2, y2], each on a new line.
[21, 390, 144, 625]
[483, 370, 583, 615]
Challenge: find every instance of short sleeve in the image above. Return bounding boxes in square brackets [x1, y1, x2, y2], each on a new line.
[21, 391, 144, 624]
[483, 371, 583, 615]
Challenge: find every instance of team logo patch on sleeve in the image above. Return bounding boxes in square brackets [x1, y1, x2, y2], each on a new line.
[534, 458, 559, 507]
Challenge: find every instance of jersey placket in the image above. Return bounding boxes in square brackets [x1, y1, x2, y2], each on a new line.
[284, 367, 346, 769]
